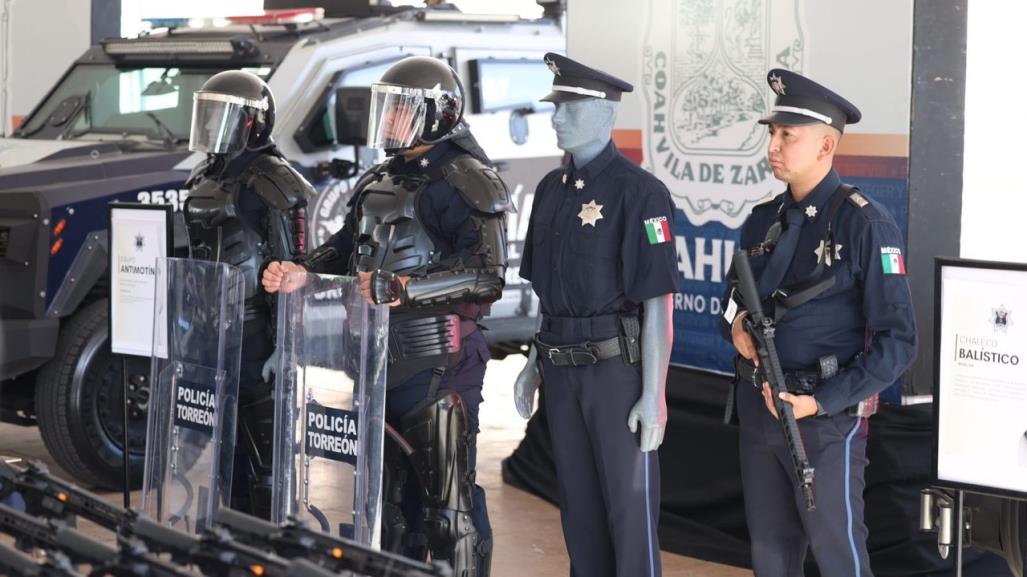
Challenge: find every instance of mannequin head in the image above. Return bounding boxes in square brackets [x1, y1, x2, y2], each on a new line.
[551, 98, 617, 167]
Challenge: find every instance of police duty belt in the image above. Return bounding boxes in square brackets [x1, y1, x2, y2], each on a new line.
[534, 335, 622, 367]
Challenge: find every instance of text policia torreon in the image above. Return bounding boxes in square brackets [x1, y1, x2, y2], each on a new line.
[174, 383, 216, 434]
[305, 403, 359, 465]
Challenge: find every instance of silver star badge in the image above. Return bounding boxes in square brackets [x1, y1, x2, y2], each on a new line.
[814, 241, 843, 266]
[545, 56, 561, 76]
[419, 158, 430, 168]
[578, 200, 604, 227]
[561, 174, 567, 184]
[805, 205, 817, 219]
[574, 178, 585, 190]
[769, 73, 786, 95]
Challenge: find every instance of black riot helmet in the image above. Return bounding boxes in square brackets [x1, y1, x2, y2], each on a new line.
[366, 57, 465, 152]
[189, 70, 275, 156]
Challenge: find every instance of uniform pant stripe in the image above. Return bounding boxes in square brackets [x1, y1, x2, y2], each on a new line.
[844, 417, 863, 577]
[644, 452, 656, 577]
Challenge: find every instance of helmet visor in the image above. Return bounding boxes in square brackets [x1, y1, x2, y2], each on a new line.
[366, 84, 425, 150]
[188, 93, 255, 154]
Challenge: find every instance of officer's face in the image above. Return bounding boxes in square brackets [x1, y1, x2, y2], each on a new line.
[551, 99, 614, 152]
[766, 123, 826, 183]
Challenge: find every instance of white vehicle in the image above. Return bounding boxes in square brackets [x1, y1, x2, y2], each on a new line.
[0, 2, 563, 488]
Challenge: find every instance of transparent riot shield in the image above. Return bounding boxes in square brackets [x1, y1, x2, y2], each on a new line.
[141, 257, 245, 534]
[271, 272, 389, 546]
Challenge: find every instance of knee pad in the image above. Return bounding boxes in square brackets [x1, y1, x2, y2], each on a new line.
[400, 390, 486, 576]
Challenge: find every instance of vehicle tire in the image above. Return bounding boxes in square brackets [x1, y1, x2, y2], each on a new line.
[35, 299, 148, 490]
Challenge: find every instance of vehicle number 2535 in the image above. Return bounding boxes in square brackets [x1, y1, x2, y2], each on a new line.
[137, 189, 190, 211]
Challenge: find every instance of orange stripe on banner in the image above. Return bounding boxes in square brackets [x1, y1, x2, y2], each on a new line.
[836, 133, 908, 158]
[613, 129, 644, 164]
[612, 128, 643, 149]
[613, 128, 908, 169]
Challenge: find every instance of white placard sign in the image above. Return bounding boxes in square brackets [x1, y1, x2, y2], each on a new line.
[936, 260, 1027, 498]
[109, 204, 171, 357]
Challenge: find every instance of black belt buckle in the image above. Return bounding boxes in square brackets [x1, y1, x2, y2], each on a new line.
[545, 343, 598, 367]
[571, 343, 599, 366]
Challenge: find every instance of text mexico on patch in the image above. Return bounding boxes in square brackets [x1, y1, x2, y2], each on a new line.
[880, 246, 907, 275]
[645, 216, 672, 244]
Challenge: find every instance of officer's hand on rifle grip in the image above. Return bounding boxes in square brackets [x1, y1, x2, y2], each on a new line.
[731, 311, 759, 364]
[762, 383, 819, 420]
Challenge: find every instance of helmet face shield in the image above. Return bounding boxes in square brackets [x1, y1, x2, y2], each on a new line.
[366, 84, 426, 150]
[188, 92, 260, 155]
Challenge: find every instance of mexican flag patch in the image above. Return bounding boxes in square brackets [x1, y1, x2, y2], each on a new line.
[644, 216, 672, 245]
[880, 247, 906, 275]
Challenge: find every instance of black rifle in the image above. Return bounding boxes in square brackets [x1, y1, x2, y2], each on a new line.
[130, 516, 292, 577]
[214, 508, 452, 577]
[0, 503, 192, 577]
[0, 460, 290, 577]
[732, 249, 816, 510]
[0, 540, 81, 577]
[0, 460, 130, 532]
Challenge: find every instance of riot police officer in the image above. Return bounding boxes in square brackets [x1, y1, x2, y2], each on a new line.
[183, 70, 313, 518]
[721, 69, 917, 576]
[262, 56, 507, 577]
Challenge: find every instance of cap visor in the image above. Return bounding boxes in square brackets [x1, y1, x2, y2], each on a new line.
[757, 111, 824, 126]
[540, 90, 590, 103]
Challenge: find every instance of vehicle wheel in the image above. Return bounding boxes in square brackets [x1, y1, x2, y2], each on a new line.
[35, 299, 149, 490]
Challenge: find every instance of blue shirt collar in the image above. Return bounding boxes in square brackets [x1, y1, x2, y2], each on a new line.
[781, 168, 841, 222]
[565, 140, 619, 189]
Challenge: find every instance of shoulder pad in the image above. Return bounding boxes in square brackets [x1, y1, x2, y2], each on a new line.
[185, 156, 215, 188]
[442, 156, 513, 214]
[347, 162, 389, 209]
[246, 154, 315, 210]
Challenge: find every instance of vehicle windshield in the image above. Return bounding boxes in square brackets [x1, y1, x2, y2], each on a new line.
[15, 64, 272, 144]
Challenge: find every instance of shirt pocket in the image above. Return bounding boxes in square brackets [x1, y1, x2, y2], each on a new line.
[567, 226, 621, 295]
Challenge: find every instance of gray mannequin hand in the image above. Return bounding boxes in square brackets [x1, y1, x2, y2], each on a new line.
[628, 293, 674, 452]
[628, 394, 667, 452]
[261, 347, 280, 383]
[514, 346, 541, 419]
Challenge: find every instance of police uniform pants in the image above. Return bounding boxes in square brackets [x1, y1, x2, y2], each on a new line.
[539, 324, 661, 577]
[736, 379, 872, 577]
[386, 329, 492, 556]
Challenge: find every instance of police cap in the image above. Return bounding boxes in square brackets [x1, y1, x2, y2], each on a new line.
[758, 68, 861, 131]
[540, 52, 633, 103]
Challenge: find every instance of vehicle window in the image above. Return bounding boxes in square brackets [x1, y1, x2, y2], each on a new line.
[17, 65, 272, 142]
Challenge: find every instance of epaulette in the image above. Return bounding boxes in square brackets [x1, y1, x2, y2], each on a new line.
[848, 190, 870, 208]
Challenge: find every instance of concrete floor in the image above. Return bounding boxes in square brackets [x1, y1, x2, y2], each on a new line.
[0, 354, 750, 576]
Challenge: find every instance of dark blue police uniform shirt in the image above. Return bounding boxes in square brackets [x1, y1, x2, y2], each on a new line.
[722, 169, 917, 415]
[317, 140, 483, 273]
[520, 141, 680, 318]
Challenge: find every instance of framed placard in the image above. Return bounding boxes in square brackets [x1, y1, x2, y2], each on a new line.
[934, 258, 1027, 499]
[108, 203, 172, 357]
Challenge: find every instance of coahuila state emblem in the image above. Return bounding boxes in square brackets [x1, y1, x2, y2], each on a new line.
[641, 0, 807, 228]
[992, 305, 1012, 333]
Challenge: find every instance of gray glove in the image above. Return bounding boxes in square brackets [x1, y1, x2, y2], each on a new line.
[514, 314, 544, 419]
[261, 347, 281, 383]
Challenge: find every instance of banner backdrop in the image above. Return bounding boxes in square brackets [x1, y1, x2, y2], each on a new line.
[568, 0, 914, 374]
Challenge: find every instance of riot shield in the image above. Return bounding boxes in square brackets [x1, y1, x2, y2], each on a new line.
[271, 272, 388, 547]
[141, 257, 245, 534]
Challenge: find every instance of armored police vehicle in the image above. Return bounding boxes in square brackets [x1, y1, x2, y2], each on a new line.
[0, 3, 562, 489]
